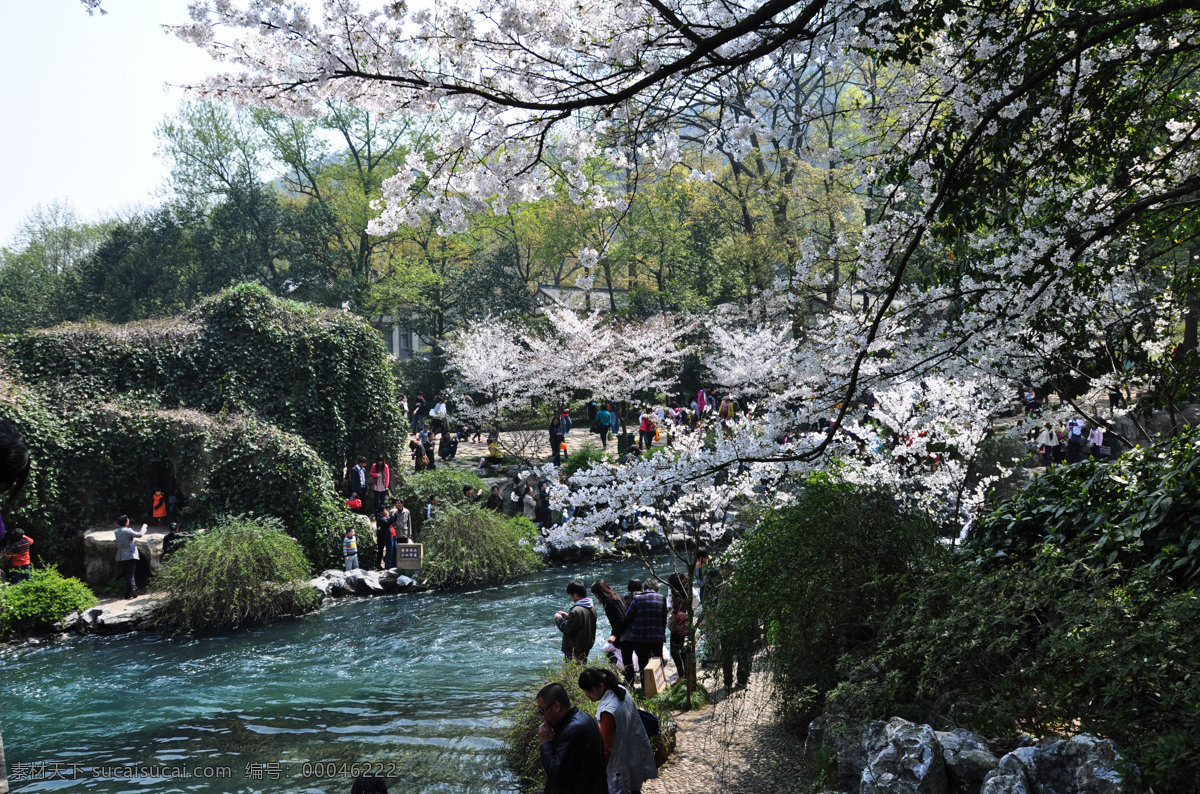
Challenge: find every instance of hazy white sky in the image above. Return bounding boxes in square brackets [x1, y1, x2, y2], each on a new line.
[0, 1, 218, 244]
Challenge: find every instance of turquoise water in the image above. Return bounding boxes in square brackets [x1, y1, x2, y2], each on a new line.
[0, 558, 653, 793]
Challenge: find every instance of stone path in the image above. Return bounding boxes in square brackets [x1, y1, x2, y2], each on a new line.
[644, 663, 810, 794]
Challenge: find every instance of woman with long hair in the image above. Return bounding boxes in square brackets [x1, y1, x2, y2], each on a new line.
[591, 580, 627, 667]
[577, 667, 657, 794]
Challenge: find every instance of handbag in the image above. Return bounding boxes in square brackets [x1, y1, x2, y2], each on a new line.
[590, 421, 603, 434]
[638, 708, 660, 738]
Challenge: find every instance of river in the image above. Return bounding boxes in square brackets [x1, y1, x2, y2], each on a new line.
[0, 557, 658, 793]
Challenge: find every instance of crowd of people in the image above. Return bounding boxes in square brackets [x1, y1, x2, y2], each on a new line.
[539, 553, 758, 794]
[1029, 416, 1111, 469]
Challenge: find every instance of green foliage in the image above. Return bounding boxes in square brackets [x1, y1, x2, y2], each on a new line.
[420, 505, 542, 587]
[0, 379, 352, 571]
[647, 679, 709, 712]
[563, 445, 610, 477]
[0, 568, 97, 638]
[396, 468, 488, 536]
[971, 426, 1200, 584]
[151, 515, 319, 634]
[715, 475, 935, 728]
[833, 555, 1200, 792]
[0, 283, 405, 475]
[0, 284, 401, 572]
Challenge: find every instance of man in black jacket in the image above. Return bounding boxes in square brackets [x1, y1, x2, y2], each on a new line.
[348, 456, 369, 514]
[536, 683, 607, 794]
[554, 579, 597, 662]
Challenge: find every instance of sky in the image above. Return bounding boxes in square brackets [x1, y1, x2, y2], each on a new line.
[0, 1, 219, 244]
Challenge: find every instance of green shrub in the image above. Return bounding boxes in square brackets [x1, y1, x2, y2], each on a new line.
[396, 468, 488, 536]
[713, 474, 936, 729]
[150, 515, 318, 633]
[563, 446, 609, 477]
[0, 283, 405, 475]
[833, 555, 1199, 791]
[0, 567, 97, 638]
[647, 679, 709, 712]
[502, 659, 674, 791]
[971, 426, 1200, 584]
[420, 506, 543, 587]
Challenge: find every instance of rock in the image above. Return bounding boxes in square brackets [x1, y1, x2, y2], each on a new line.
[641, 530, 668, 550]
[805, 713, 869, 791]
[319, 569, 352, 597]
[982, 750, 1036, 794]
[545, 536, 610, 562]
[981, 770, 1031, 794]
[82, 527, 169, 586]
[54, 611, 82, 632]
[343, 569, 385, 596]
[1017, 735, 1139, 794]
[394, 574, 416, 590]
[860, 717, 948, 794]
[305, 577, 332, 600]
[936, 728, 998, 793]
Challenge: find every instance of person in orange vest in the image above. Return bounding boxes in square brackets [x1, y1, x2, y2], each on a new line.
[152, 489, 168, 525]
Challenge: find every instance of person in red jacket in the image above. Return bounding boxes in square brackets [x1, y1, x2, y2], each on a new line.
[3, 527, 33, 582]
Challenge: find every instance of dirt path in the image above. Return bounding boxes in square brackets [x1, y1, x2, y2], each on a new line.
[644, 664, 810, 794]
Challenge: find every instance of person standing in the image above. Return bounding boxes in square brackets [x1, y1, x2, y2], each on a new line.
[550, 415, 566, 467]
[591, 580, 628, 668]
[1088, 424, 1107, 459]
[375, 512, 395, 570]
[393, 499, 413, 542]
[666, 572, 696, 682]
[114, 515, 148, 598]
[637, 409, 655, 451]
[1065, 417, 1086, 463]
[535, 683, 608, 794]
[594, 405, 613, 449]
[578, 667, 658, 794]
[410, 392, 428, 434]
[369, 455, 390, 514]
[429, 397, 448, 437]
[343, 525, 360, 571]
[485, 485, 504, 512]
[1036, 422, 1059, 469]
[349, 456, 369, 513]
[555, 579, 598, 662]
[612, 578, 667, 687]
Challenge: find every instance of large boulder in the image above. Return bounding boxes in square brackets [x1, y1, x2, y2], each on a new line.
[983, 749, 1036, 794]
[317, 569, 352, 596]
[343, 569, 385, 596]
[806, 713, 870, 791]
[82, 527, 169, 586]
[860, 717, 949, 794]
[1000, 735, 1140, 794]
[936, 728, 999, 793]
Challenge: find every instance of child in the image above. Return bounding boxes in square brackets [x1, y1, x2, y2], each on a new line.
[343, 526, 359, 571]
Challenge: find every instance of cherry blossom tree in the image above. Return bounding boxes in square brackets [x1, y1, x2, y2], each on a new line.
[161, 0, 1198, 534]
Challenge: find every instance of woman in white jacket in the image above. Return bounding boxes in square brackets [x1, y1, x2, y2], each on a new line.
[578, 667, 658, 794]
